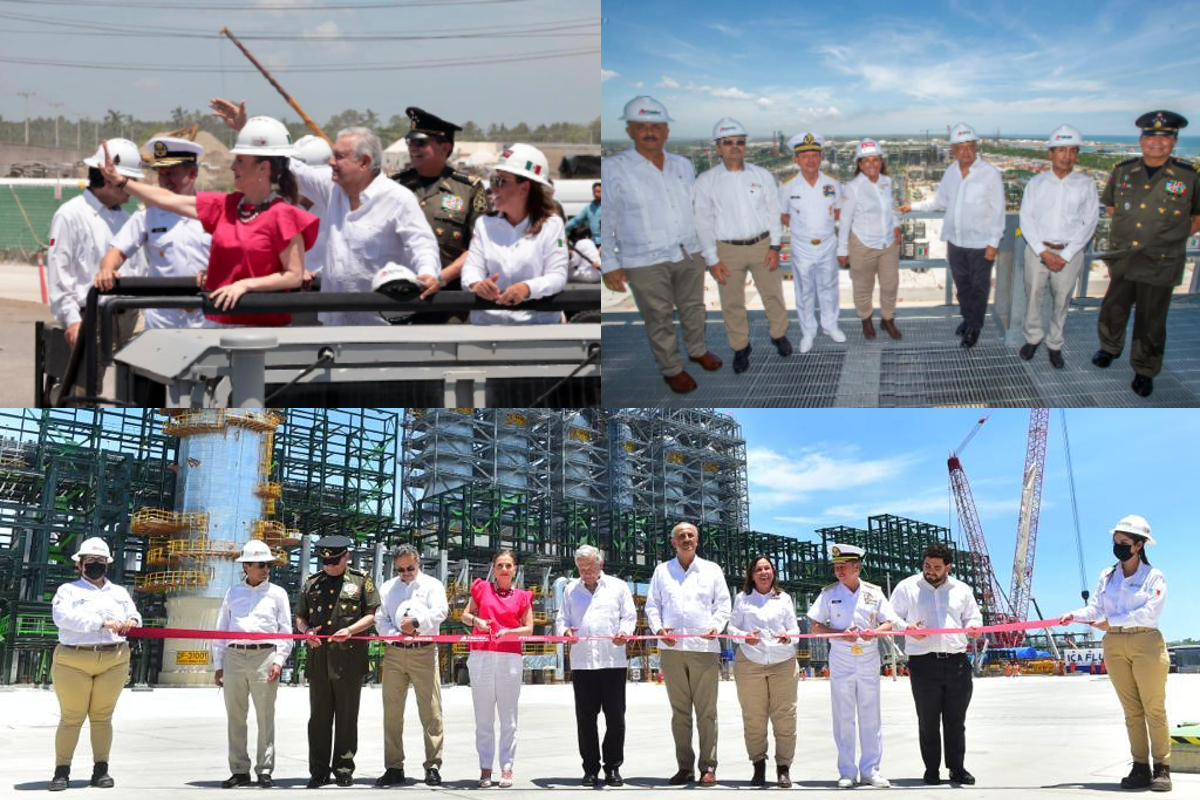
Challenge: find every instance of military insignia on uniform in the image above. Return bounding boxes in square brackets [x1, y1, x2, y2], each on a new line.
[474, 193, 487, 213]
[453, 231, 461, 240]
[822, 185, 837, 198]
[831, 546, 842, 557]
[441, 195, 464, 213]
[1165, 180, 1186, 196]
[851, 645, 863, 655]
[342, 584, 359, 598]
[154, 141, 168, 158]
[802, 133, 815, 146]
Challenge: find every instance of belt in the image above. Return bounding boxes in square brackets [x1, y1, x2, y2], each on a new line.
[1108, 626, 1157, 634]
[719, 231, 769, 246]
[911, 651, 966, 660]
[60, 643, 124, 651]
[228, 643, 276, 650]
[809, 238, 823, 246]
[1042, 242, 1067, 250]
[390, 641, 432, 649]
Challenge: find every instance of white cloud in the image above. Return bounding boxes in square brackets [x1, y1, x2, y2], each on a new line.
[706, 23, 742, 36]
[601, 69, 619, 83]
[657, 75, 681, 89]
[632, 81, 644, 88]
[747, 446, 914, 509]
[756, 97, 773, 107]
[709, 86, 755, 100]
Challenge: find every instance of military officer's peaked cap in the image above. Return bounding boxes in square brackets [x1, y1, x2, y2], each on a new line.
[316, 534, 354, 558]
[1137, 110, 1188, 137]
[406, 107, 463, 143]
[830, 543, 865, 563]
[145, 136, 205, 168]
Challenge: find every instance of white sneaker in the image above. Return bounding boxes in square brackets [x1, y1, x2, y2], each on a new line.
[800, 335, 815, 353]
[828, 327, 847, 343]
[863, 774, 891, 788]
[838, 776, 855, 789]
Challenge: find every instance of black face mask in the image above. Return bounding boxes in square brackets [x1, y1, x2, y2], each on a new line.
[83, 562, 107, 580]
[1113, 543, 1136, 562]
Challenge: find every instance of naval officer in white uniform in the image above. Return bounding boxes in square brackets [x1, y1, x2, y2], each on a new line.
[807, 544, 902, 789]
[777, 132, 844, 352]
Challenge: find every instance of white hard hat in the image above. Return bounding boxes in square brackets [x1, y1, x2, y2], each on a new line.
[854, 138, 886, 161]
[495, 143, 552, 186]
[236, 539, 276, 563]
[618, 95, 674, 123]
[293, 135, 333, 167]
[231, 116, 297, 157]
[1111, 514, 1155, 545]
[1047, 124, 1083, 148]
[711, 117, 748, 141]
[949, 123, 980, 144]
[84, 138, 144, 179]
[371, 262, 422, 295]
[71, 537, 113, 564]
[788, 132, 825, 153]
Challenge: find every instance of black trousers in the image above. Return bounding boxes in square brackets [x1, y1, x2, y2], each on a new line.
[908, 653, 973, 773]
[947, 243, 994, 333]
[1097, 272, 1174, 377]
[307, 647, 365, 778]
[571, 668, 627, 774]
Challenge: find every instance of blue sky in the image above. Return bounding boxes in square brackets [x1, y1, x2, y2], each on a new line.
[724, 409, 1198, 642]
[600, 0, 1200, 140]
[0, 0, 598, 129]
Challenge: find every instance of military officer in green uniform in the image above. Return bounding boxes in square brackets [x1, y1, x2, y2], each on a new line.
[1094, 110, 1200, 398]
[295, 535, 381, 788]
[391, 107, 489, 324]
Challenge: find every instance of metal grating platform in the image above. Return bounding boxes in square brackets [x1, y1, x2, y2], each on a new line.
[601, 302, 1200, 408]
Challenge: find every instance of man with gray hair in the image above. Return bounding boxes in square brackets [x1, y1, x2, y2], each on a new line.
[556, 545, 637, 787]
[210, 99, 442, 325]
[373, 543, 450, 787]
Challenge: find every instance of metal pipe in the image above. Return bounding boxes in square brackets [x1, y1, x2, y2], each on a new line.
[221, 331, 277, 407]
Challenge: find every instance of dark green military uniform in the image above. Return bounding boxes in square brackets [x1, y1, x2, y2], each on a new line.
[1097, 111, 1200, 384]
[295, 536, 380, 785]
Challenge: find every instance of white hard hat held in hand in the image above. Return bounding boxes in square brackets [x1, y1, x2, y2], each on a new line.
[371, 262, 422, 295]
[84, 138, 144, 179]
[293, 135, 333, 167]
[231, 116, 298, 157]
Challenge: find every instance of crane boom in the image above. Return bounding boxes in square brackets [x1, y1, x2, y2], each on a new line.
[947, 452, 1014, 645]
[1006, 409, 1050, 647]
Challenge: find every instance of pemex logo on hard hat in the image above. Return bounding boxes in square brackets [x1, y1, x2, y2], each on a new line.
[640, 108, 661, 116]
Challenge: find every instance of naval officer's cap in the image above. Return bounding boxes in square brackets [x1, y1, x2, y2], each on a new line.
[788, 132, 825, 153]
[144, 136, 204, 168]
[830, 543, 865, 563]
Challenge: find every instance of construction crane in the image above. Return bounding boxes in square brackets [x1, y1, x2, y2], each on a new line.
[1005, 410, 1050, 647]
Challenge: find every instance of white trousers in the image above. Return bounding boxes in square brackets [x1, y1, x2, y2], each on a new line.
[790, 239, 840, 337]
[829, 645, 883, 780]
[468, 651, 523, 771]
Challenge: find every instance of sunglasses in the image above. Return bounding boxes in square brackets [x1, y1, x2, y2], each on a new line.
[718, 138, 747, 147]
[491, 174, 526, 190]
[395, 565, 417, 574]
[246, 562, 270, 570]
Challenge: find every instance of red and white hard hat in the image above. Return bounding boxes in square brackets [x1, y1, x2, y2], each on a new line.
[84, 138, 144, 179]
[236, 539, 276, 563]
[711, 117, 748, 141]
[619, 95, 674, 123]
[854, 138, 886, 161]
[1047, 124, 1083, 149]
[494, 143, 551, 186]
[949, 123, 980, 144]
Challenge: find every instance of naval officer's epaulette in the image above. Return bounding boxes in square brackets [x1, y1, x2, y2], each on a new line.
[860, 580, 881, 592]
[823, 580, 839, 591]
[781, 173, 798, 185]
[1169, 156, 1196, 172]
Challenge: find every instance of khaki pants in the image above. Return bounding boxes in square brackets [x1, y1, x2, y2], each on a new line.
[223, 646, 279, 776]
[1023, 244, 1083, 350]
[51, 644, 130, 767]
[848, 233, 900, 320]
[715, 240, 789, 351]
[659, 649, 720, 772]
[1103, 629, 1171, 764]
[382, 645, 444, 770]
[624, 253, 708, 377]
[733, 651, 797, 766]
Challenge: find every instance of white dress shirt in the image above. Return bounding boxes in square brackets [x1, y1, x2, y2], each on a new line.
[289, 161, 441, 326]
[777, 171, 841, 240]
[912, 156, 1007, 249]
[555, 573, 638, 670]
[111, 205, 210, 329]
[838, 173, 899, 255]
[692, 162, 783, 267]
[808, 580, 902, 655]
[727, 589, 799, 665]
[47, 190, 147, 327]
[889, 573, 982, 656]
[1018, 169, 1101, 262]
[52, 577, 142, 647]
[600, 147, 700, 274]
[212, 578, 294, 669]
[461, 213, 569, 325]
[375, 571, 450, 636]
[1068, 562, 1166, 629]
[644, 556, 732, 654]
[568, 238, 602, 283]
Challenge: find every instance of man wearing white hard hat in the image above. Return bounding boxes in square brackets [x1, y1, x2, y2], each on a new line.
[47, 138, 148, 393]
[461, 143, 570, 324]
[47, 537, 141, 791]
[838, 139, 903, 340]
[209, 99, 441, 326]
[95, 137, 211, 331]
[778, 132, 844, 352]
[692, 117, 792, 374]
[897, 124, 1005, 348]
[808, 544, 903, 788]
[212, 540, 294, 789]
[602, 96, 723, 395]
[1060, 515, 1171, 791]
[1017, 125, 1099, 368]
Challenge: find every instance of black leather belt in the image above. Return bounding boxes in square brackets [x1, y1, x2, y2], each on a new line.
[60, 643, 124, 651]
[1042, 242, 1067, 251]
[912, 651, 966, 660]
[390, 641, 432, 649]
[719, 231, 769, 246]
[229, 643, 275, 650]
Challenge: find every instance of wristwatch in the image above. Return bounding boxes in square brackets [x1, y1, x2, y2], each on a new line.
[768, 245, 782, 252]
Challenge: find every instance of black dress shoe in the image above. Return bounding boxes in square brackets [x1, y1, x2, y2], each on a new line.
[955, 321, 967, 337]
[258, 775, 275, 789]
[922, 770, 941, 785]
[223, 773, 253, 789]
[1092, 349, 1114, 368]
[733, 345, 751, 374]
[90, 762, 114, 789]
[1048, 348, 1065, 368]
[772, 335, 793, 357]
[949, 770, 976, 785]
[424, 767, 442, 786]
[669, 769, 695, 785]
[582, 773, 599, 787]
[960, 329, 979, 349]
[375, 768, 405, 787]
[604, 769, 624, 787]
[49, 766, 69, 792]
[1132, 374, 1154, 397]
[335, 773, 354, 787]
[306, 776, 331, 789]
[1019, 341, 1039, 360]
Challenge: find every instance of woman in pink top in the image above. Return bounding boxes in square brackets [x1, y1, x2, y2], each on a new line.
[461, 549, 533, 788]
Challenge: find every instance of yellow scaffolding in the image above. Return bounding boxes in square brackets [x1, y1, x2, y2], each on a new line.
[134, 569, 210, 593]
[162, 410, 283, 437]
[250, 519, 301, 547]
[254, 482, 282, 515]
[130, 508, 209, 537]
